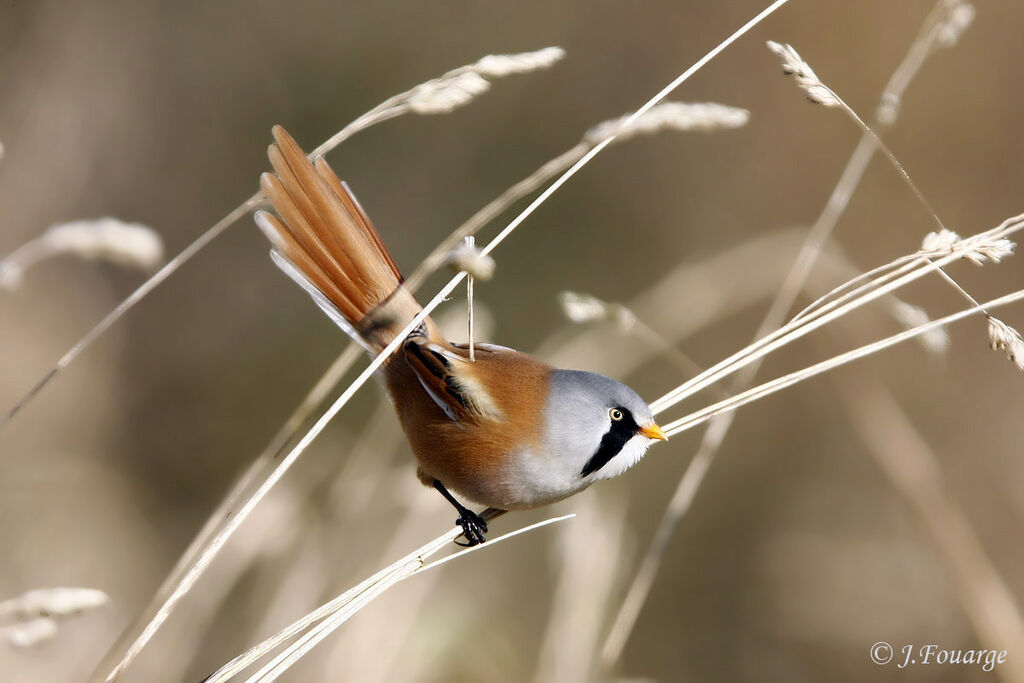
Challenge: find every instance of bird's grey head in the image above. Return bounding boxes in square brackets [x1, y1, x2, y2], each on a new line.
[544, 369, 666, 483]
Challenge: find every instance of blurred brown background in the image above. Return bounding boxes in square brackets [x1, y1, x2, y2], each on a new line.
[2, 0, 1023, 681]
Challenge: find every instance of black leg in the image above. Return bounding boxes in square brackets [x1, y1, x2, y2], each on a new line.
[433, 480, 489, 546]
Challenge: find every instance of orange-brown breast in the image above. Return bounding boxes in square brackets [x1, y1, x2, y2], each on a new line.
[382, 339, 554, 509]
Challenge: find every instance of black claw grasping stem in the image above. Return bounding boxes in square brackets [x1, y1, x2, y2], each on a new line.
[432, 480, 505, 546]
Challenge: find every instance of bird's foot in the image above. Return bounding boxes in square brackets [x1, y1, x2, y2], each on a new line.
[454, 509, 488, 547]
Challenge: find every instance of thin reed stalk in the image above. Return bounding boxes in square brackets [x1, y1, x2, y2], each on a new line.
[97, 99, 746, 683]
[661, 286, 1024, 437]
[836, 372, 1024, 683]
[603, 4, 979, 663]
[92, 49, 570, 682]
[96, 5, 791, 678]
[649, 215, 1022, 419]
[3, 48, 565, 431]
[203, 511, 573, 682]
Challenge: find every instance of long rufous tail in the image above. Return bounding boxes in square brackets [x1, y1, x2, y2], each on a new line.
[255, 125, 427, 352]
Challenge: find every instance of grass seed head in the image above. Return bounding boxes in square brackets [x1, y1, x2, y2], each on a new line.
[766, 41, 840, 107]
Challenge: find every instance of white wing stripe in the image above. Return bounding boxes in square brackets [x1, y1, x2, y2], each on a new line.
[268, 249, 374, 354]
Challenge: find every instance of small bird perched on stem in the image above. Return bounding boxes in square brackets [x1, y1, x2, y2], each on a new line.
[255, 126, 666, 545]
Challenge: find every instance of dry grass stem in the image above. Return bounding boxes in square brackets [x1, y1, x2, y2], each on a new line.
[203, 512, 572, 682]
[558, 291, 725, 398]
[604, 7, 978, 662]
[661, 284, 1024, 438]
[650, 215, 1024, 418]
[772, 29, 1022, 376]
[532, 497, 625, 683]
[474, 0, 790, 265]
[91, 50, 579, 681]
[98, 91, 752, 683]
[90, 342, 364, 681]
[97, 8, 791, 676]
[773, 40, 1016, 358]
[552, 244, 930, 666]
[877, 0, 975, 124]
[542, 230, 907, 376]
[837, 372, 1024, 683]
[776, 39, 1015, 359]
[769, 41, 950, 236]
[100, 271, 471, 683]
[414, 99, 749, 288]
[306, 48, 565, 159]
[4, 48, 560, 432]
[443, 234, 494, 360]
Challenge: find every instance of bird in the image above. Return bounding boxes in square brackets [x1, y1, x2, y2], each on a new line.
[254, 125, 667, 545]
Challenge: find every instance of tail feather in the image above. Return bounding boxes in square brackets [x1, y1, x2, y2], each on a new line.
[257, 125, 423, 351]
[313, 156, 403, 280]
[258, 173, 364, 320]
[265, 147, 358, 281]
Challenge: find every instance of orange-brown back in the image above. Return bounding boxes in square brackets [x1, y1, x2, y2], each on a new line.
[387, 343, 555, 509]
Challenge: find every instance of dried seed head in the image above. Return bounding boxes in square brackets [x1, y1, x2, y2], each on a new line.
[921, 228, 961, 253]
[406, 46, 564, 116]
[407, 72, 491, 114]
[558, 291, 636, 332]
[965, 237, 1016, 265]
[766, 41, 840, 107]
[3, 587, 109, 618]
[559, 291, 607, 323]
[1, 218, 163, 290]
[584, 102, 750, 145]
[43, 219, 163, 268]
[987, 316, 1024, 371]
[936, 2, 976, 48]
[5, 618, 58, 648]
[921, 228, 1016, 265]
[473, 47, 565, 77]
[443, 241, 496, 281]
[891, 300, 950, 354]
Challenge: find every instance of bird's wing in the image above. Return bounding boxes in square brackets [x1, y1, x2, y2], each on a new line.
[402, 338, 505, 424]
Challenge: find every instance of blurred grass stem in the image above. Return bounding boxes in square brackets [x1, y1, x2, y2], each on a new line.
[204, 511, 572, 682]
[603, 6, 980, 662]
[97, 5, 791, 679]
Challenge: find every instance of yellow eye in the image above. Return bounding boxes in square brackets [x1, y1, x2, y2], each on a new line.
[610, 408, 624, 421]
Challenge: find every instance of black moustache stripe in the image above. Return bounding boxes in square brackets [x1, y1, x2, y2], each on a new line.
[581, 409, 639, 477]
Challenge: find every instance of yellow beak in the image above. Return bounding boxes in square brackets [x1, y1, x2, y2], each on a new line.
[639, 422, 667, 441]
